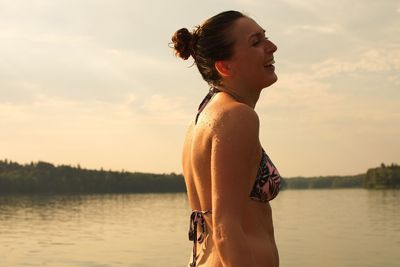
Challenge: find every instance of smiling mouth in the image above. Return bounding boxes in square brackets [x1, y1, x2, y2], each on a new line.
[264, 59, 275, 67]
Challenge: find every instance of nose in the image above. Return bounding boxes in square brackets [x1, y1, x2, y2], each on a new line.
[264, 39, 277, 53]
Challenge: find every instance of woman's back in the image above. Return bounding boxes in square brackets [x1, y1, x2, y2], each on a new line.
[182, 91, 280, 267]
[182, 91, 260, 212]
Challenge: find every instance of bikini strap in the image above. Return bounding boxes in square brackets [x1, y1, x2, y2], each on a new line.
[195, 87, 220, 125]
[188, 210, 211, 267]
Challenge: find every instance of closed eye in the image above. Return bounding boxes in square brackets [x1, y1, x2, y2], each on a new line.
[252, 36, 269, 46]
[252, 39, 261, 46]
[249, 29, 267, 46]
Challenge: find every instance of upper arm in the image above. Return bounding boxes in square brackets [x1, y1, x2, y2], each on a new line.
[210, 104, 260, 225]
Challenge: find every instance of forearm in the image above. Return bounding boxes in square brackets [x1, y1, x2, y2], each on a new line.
[213, 224, 258, 267]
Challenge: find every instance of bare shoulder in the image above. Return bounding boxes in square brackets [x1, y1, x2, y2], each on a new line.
[211, 102, 260, 138]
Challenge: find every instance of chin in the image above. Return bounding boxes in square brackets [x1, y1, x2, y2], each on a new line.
[263, 73, 278, 88]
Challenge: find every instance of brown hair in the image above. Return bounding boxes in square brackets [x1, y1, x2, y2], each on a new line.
[171, 10, 245, 85]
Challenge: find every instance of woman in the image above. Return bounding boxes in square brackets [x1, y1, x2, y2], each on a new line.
[171, 10, 281, 267]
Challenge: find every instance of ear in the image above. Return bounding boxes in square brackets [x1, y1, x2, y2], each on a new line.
[215, 60, 233, 77]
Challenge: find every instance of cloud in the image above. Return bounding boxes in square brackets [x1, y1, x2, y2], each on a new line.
[0, 91, 191, 134]
[258, 44, 400, 134]
[285, 24, 342, 34]
[0, 92, 189, 173]
[233, 0, 262, 7]
[0, 25, 181, 103]
[279, 0, 320, 12]
[312, 47, 400, 79]
[115, 93, 192, 125]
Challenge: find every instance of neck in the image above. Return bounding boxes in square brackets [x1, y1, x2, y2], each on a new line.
[215, 82, 261, 109]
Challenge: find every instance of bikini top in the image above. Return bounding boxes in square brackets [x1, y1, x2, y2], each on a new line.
[188, 87, 281, 267]
[194, 87, 281, 203]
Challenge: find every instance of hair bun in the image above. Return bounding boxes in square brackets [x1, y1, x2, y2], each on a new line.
[171, 28, 193, 60]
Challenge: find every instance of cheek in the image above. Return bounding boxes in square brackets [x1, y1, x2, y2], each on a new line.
[248, 49, 264, 67]
[232, 49, 263, 75]
[236, 61, 254, 77]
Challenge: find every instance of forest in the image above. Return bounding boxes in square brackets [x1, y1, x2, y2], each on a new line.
[364, 163, 400, 189]
[282, 174, 365, 189]
[0, 159, 399, 194]
[0, 160, 185, 194]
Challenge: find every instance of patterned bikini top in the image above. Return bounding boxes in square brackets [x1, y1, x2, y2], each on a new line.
[195, 87, 281, 203]
[250, 148, 281, 202]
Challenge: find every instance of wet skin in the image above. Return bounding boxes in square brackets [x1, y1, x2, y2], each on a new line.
[182, 17, 279, 267]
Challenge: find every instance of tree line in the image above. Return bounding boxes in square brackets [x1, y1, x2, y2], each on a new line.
[0, 159, 185, 194]
[282, 174, 365, 189]
[364, 163, 400, 189]
[0, 159, 398, 194]
[283, 163, 399, 189]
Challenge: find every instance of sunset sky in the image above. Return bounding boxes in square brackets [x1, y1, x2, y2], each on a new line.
[1, 0, 399, 177]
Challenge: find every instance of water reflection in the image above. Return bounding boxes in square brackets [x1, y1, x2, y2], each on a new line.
[0, 190, 399, 267]
[271, 189, 400, 267]
[0, 193, 191, 267]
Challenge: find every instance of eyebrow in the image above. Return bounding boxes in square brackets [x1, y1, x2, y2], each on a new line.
[248, 29, 266, 40]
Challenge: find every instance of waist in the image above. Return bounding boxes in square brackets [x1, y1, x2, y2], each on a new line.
[189, 224, 279, 267]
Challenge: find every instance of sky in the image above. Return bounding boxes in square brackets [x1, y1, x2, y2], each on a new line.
[0, 0, 399, 177]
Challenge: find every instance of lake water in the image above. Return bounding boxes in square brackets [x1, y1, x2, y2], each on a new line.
[0, 189, 399, 267]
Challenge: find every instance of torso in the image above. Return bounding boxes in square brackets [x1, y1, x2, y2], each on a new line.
[182, 90, 280, 267]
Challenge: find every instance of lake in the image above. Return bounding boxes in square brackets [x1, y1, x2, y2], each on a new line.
[0, 189, 399, 267]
